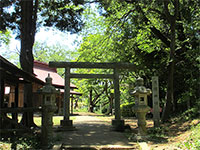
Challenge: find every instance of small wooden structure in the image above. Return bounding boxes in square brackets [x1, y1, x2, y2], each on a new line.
[0, 55, 43, 109]
[4, 60, 82, 112]
[49, 61, 137, 131]
[0, 55, 43, 131]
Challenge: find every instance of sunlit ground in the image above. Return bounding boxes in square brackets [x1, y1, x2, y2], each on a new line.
[6, 114, 75, 127]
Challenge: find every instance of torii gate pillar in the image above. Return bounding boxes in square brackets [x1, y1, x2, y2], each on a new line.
[49, 62, 137, 131]
[112, 68, 124, 131]
[60, 67, 73, 128]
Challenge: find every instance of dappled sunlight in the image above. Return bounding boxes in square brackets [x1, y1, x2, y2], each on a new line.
[53, 113, 135, 148]
[33, 115, 71, 127]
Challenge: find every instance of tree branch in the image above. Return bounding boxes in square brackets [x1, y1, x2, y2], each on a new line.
[136, 4, 171, 47]
[164, 0, 171, 22]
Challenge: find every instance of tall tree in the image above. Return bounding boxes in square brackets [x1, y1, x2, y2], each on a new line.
[77, 0, 200, 121]
[0, 0, 85, 126]
[98, 0, 200, 121]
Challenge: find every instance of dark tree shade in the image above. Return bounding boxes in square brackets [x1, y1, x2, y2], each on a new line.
[0, 0, 85, 34]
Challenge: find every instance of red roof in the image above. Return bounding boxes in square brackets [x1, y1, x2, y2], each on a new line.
[33, 61, 77, 89]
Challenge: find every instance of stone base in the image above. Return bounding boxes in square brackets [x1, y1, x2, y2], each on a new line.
[55, 126, 76, 132]
[60, 119, 73, 127]
[112, 119, 125, 132]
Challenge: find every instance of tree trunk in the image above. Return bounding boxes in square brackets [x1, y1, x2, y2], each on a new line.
[20, 0, 38, 127]
[162, 0, 179, 122]
[88, 89, 94, 112]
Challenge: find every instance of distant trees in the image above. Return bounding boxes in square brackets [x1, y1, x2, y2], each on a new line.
[0, 30, 11, 47]
[76, 0, 200, 120]
[0, 0, 199, 121]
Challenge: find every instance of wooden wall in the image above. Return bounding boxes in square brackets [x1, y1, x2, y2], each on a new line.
[7, 83, 62, 113]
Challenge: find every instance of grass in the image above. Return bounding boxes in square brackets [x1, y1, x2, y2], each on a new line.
[0, 115, 76, 150]
[34, 116, 76, 126]
[0, 142, 11, 150]
[177, 123, 200, 150]
[7, 114, 75, 126]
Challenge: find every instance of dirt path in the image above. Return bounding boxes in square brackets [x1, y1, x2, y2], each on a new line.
[54, 113, 138, 149]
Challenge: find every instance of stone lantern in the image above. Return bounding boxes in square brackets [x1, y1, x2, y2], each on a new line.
[37, 74, 59, 149]
[130, 77, 151, 136]
[38, 74, 59, 106]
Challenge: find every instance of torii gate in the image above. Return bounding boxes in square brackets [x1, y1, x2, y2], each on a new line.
[49, 62, 136, 131]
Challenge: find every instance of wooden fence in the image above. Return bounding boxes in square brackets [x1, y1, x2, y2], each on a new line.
[0, 106, 53, 149]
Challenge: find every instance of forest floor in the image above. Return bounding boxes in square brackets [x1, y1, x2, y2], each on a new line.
[0, 112, 199, 150]
[95, 113, 200, 150]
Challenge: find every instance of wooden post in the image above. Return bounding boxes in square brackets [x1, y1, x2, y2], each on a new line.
[152, 76, 160, 127]
[70, 95, 74, 115]
[14, 84, 19, 108]
[14, 84, 19, 122]
[0, 76, 5, 108]
[11, 102, 17, 128]
[0, 74, 5, 130]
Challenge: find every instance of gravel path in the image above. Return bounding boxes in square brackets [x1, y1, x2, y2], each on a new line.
[54, 113, 136, 149]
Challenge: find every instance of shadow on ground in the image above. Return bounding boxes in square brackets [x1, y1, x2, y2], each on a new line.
[53, 114, 138, 149]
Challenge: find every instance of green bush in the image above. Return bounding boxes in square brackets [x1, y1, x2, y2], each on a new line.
[178, 123, 200, 150]
[0, 133, 41, 150]
[101, 106, 108, 114]
[120, 102, 135, 117]
[180, 107, 199, 121]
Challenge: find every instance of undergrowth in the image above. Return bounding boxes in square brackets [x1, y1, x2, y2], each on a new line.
[177, 123, 200, 150]
[0, 133, 41, 150]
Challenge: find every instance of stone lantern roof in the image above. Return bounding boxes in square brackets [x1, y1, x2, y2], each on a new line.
[131, 77, 151, 95]
[37, 74, 60, 94]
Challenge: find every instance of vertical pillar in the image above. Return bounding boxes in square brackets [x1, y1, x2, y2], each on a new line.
[14, 84, 19, 122]
[112, 68, 124, 131]
[42, 104, 56, 149]
[70, 95, 74, 114]
[114, 68, 120, 120]
[61, 67, 73, 127]
[65, 67, 70, 120]
[14, 84, 19, 108]
[152, 76, 160, 127]
[0, 72, 5, 108]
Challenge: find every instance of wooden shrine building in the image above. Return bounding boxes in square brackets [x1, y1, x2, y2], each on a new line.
[0, 56, 81, 114]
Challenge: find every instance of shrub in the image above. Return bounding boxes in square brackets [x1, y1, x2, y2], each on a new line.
[120, 102, 135, 117]
[101, 106, 108, 114]
[178, 123, 200, 150]
[180, 107, 199, 121]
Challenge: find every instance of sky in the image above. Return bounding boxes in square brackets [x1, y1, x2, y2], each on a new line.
[0, 2, 99, 64]
[0, 27, 82, 64]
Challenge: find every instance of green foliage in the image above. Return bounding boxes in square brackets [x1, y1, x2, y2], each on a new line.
[146, 126, 169, 143]
[101, 106, 109, 114]
[0, 30, 11, 46]
[120, 102, 135, 117]
[33, 41, 76, 76]
[180, 107, 200, 121]
[0, 134, 40, 150]
[0, 0, 85, 35]
[84, 0, 200, 118]
[33, 41, 76, 62]
[74, 106, 88, 113]
[178, 123, 200, 150]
